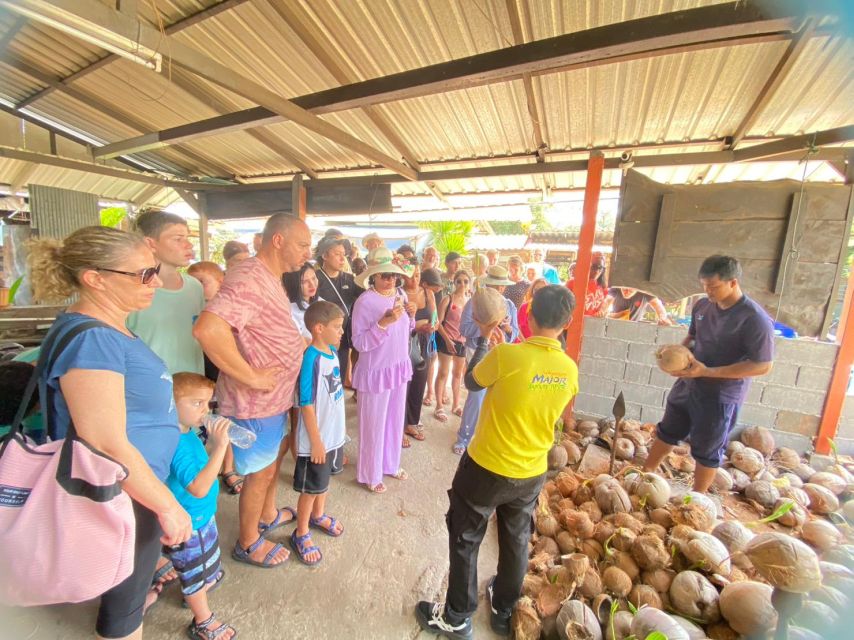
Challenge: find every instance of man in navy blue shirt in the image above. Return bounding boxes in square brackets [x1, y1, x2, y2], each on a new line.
[643, 255, 774, 493]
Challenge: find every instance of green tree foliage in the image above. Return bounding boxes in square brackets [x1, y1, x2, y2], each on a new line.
[208, 226, 239, 266]
[419, 221, 474, 256]
[99, 206, 127, 228]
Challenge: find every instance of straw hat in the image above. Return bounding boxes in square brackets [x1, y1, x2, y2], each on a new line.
[355, 247, 410, 289]
[482, 265, 513, 286]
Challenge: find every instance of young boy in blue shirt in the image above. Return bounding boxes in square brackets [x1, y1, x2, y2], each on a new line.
[166, 373, 237, 640]
[291, 301, 347, 565]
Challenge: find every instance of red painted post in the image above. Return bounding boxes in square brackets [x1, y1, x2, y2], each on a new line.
[565, 151, 605, 363]
[816, 265, 854, 454]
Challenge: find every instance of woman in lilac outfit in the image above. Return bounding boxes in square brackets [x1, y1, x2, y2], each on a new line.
[352, 248, 415, 493]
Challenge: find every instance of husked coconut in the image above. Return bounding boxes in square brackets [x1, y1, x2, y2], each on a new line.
[605, 611, 633, 640]
[610, 527, 636, 552]
[726, 440, 745, 457]
[613, 438, 635, 461]
[779, 471, 804, 488]
[774, 447, 801, 469]
[642, 523, 668, 539]
[740, 425, 775, 456]
[560, 510, 594, 539]
[671, 616, 707, 640]
[471, 287, 507, 325]
[548, 443, 569, 470]
[556, 599, 601, 640]
[801, 520, 843, 553]
[613, 512, 644, 535]
[669, 570, 721, 623]
[808, 471, 846, 496]
[579, 538, 604, 563]
[595, 481, 632, 514]
[792, 462, 817, 482]
[796, 601, 838, 635]
[643, 568, 676, 593]
[562, 440, 582, 465]
[679, 530, 732, 575]
[521, 572, 548, 598]
[602, 566, 632, 597]
[555, 471, 580, 497]
[537, 513, 560, 538]
[719, 581, 777, 636]
[731, 447, 765, 476]
[576, 420, 599, 437]
[649, 507, 674, 529]
[609, 550, 640, 581]
[579, 567, 603, 599]
[578, 500, 603, 523]
[729, 467, 751, 492]
[512, 597, 542, 640]
[774, 498, 808, 528]
[628, 584, 662, 610]
[556, 531, 575, 554]
[536, 583, 569, 618]
[533, 535, 560, 558]
[593, 520, 615, 545]
[822, 544, 854, 570]
[802, 483, 839, 514]
[630, 606, 691, 640]
[809, 584, 851, 609]
[712, 467, 734, 492]
[712, 520, 755, 558]
[781, 485, 811, 509]
[656, 344, 693, 374]
[745, 479, 781, 509]
[745, 533, 822, 593]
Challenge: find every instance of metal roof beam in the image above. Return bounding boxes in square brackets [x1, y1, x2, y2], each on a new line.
[15, 0, 250, 109]
[727, 18, 817, 149]
[0, 52, 233, 178]
[92, 0, 815, 157]
[733, 126, 854, 162]
[8, 0, 416, 180]
[0, 146, 206, 188]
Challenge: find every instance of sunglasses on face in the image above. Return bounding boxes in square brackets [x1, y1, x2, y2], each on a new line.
[456, 279, 469, 285]
[98, 264, 161, 285]
[378, 273, 397, 280]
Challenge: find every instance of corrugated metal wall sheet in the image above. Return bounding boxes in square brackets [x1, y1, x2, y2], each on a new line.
[29, 184, 99, 239]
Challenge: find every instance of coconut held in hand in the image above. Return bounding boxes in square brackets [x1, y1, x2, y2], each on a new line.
[656, 344, 693, 374]
[472, 287, 507, 326]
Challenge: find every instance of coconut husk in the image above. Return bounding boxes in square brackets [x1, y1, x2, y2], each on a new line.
[556, 531, 576, 555]
[642, 523, 668, 539]
[537, 513, 561, 538]
[512, 596, 543, 640]
[632, 533, 671, 570]
[671, 502, 716, 532]
[536, 583, 570, 618]
[560, 510, 594, 539]
[573, 484, 594, 506]
[808, 471, 846, 495]
[745, 479, 781, 509]
[650, 507, 675, 529]
[740, 425, 775, 456]
[556, 497, 575, 513]
[561, 553, 590, 580]
[578, 567, 603, 599]
[608, 549, 641, 581]
[562, 440, 582, 465]
[731, 447, 765, 476]
[592, 520, 615, 545]
[529, 551, 554, 574]
[613, 511, 644, 535]
[745, 532, 821, 593]
[579, 538, 604, 563]
[547, 564, 573, 587]
[578, 500, 603, 523]
[555, 471, 580, 498]
[705, 622, 739, 640]
[521, 572, 548, 598]
[534, 535, 560, 559]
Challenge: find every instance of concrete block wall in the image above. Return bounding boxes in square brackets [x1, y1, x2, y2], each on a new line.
[574, 318, 849, 454]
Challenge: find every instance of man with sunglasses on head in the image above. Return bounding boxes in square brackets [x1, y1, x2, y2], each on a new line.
[128, 211, 206, 375]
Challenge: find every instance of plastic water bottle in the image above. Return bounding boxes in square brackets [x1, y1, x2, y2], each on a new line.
[203, 414, 256, 449]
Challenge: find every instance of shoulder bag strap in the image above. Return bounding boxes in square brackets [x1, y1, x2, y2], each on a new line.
[318, 269, 350, 315]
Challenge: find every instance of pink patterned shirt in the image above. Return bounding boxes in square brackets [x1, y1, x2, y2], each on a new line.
[204, 257, 303, 419]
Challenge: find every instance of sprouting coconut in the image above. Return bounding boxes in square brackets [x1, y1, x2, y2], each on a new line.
[631, 472, 671, 509]
[792, 462, 817, 482]
[740, 425, 775, 456]
[678, 530, 732, 576]
[669, 570, 721, 623]
[801, 520, 843, 553]
[630, 606, 691, 640]
[593, 520, 615, 545]
[774, 497, 808, 528]
[631, 533, 671, 570]
[718, 581, 777, 636]
[744, 532, 822, 593]
[605, 611, 633, 640]
[712, 467, 734, 492]
[656, 344, 693, 374]
[728, 467, 752, 492]
[802, 483, 839, 514]
[628, 584, 662, 610]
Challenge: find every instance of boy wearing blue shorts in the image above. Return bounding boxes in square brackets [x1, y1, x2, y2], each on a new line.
[166, 373, 236, 640]
[291, 301, 347, 565]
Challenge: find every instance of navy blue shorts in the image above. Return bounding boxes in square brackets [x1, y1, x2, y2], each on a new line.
[656, 380, 739, 468]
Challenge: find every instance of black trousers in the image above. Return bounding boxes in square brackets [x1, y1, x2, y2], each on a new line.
[96, 501, 163, 638]
[405, 358, 429, 426]
[338, 326, 352, 383]
[444, 453, 544, 622]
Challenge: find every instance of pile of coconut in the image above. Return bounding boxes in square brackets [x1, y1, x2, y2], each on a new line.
[515, 420, 854, 639]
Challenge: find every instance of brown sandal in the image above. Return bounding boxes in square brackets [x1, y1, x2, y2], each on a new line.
[404, 425, 426, 441]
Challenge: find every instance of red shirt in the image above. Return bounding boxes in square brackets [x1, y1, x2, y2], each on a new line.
[566, 279, 608, 316]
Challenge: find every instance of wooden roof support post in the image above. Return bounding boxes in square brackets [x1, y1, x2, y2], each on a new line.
[292, 174, 307, 221]
[565, 151, 605, 363]
[816, 262, 854, 455]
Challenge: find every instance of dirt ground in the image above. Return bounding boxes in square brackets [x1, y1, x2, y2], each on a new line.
[1, 390, 505, 640]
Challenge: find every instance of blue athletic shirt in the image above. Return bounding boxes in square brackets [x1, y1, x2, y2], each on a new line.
[296, 345, 346, 455]
[688, 295, 775, 403]
[166, 430, 218, 526]
[43, 312, 180, 481]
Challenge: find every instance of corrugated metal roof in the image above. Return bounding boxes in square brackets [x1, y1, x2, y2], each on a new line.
[0, 0, 851, 203]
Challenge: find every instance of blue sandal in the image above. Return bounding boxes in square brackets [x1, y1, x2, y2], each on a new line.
[231, 537, 288, 569]
[309, 514, 344, 537]
[257, 506, 297, 536]
[289, 530, 322, 566]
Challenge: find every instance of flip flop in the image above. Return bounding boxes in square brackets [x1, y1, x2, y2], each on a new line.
[434, 408, 448, 423]
[422, 397, 433, 407]
[231, 537, 288, 569]
[367, 482, 387, 494]
[219, 471, 244, 495]
[309, 514, 344, 537]
[258, 506, 297, 536]
[404, 425, 426, 441]
[391, 468, 409, 481]
[289, 530, 322, 566]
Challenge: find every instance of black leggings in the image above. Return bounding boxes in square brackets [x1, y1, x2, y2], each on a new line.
[96, 501, 162, 638]
[405, 358, 429, 426]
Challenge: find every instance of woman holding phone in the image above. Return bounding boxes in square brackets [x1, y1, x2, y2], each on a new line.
[351, 248, 415, 493]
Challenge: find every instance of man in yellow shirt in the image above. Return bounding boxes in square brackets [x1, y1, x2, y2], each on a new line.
[416, 286, 578, 639]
